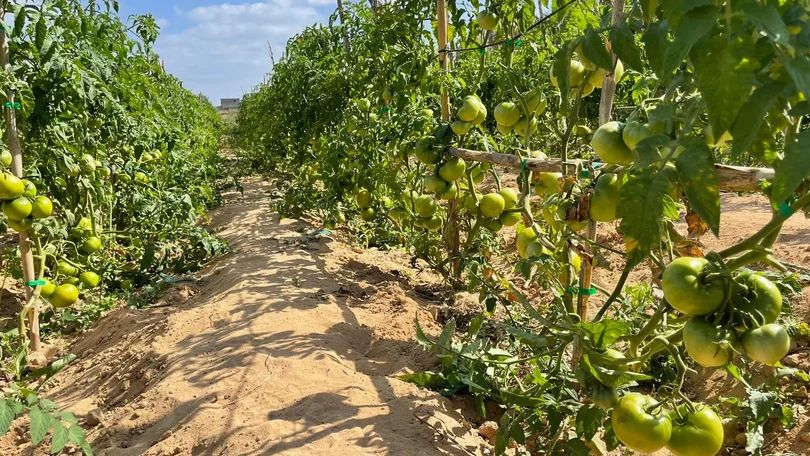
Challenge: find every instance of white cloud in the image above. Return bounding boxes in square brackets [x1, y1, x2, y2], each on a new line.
[155, 0, 329, 105]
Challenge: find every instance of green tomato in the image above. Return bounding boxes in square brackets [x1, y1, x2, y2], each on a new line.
[661, 257, 725, 316]
[40, 280, 56, 298]
[516, 227, 538, 259]
[591, 121, 633, 165]
[121, 279, 134, 290]
[591, 385, 618, 410]
[438, 157, 466, 182]
[533, 172, 562, 197]
[7, 217, 33, 232]
[622, 121, 652, 151]
[49, 284, 79, 308]
[422, 215, 443, 231]
[666, 404, 724, 456]
[21, 180, 36, 198]
[731, 274, 782, 328]
[81, 236, 102, 254]
[499, 188, 519, 210]
[478, 10, 498, 30]
[457, 95, 482, 122]
[588, 173, 620, 222]
[2, 196, 32, 221]
[683, 317, 736, 367]
[414, 195, 437, 218]
[388, 207, 407, 223]
[79, 271, 100, 288]
[414, 137, 441, 165]
[57, 261, 79, 277]
[360, 207, 376, 221]
[499, 211, 521, 227]
[742, 323, 790, 365]
[612, 393, 672, 454]
[493, 102, 521, 127]
[450, 120, 472, 135]
[0, 150, 12, 168]
[31, 196, 53, 219]
[479, 193, 505, 218]
[356, 189, 373, 208]
[0, 172, 24, 200]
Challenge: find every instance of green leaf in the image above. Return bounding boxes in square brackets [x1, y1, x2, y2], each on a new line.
[681, 0, 713, 11]
[67, 424, 91, 451]
[399, 372, 446, 391]
[743, 3, 790, 47]
[24, 354, 77, 383]
[642, 20, 668, 78]
[50, 423, 69, 454]
[772, 129, 810, 206]
[575, 405, 605, 440]
[501, 325, 549, 349]
[582, 28, 613, 70]
[747, 387, 778, 423]
[34, 15, 46, 51]
[603, 417, 621, 450]
[30, 406, 52, 445]
[691, 37, 755, 139]
[438, 318, 455, 348]
[609, 22, 643, 72]
[731, 81, 786, 159]
[577, 320, 631, 348]
[581, 354, 653, 387]
[553, 41, 574, 109]
[675, 139, 720, 236]
[0, 401, 16, 436]
[12, 4, 25, 36]
[468, 313, 485, 337]
[618, 166, 678, 268]
[473, 395, 486, 419]
[783, 56, 810, 102]
[641, 0, 660, 26]
[662, 6, 719, 77]
[565, 438, 593, 456]
[499, 389, 545, 407]
[414, 316, 433, 349]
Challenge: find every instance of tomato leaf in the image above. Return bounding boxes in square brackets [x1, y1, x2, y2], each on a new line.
[499, 389, 544, 407]
[675, 139, 720, 236]
[501, 325, 549, 349]
[731, 81, 786, 159]
[747, 387, 778, 423]
[745, 421, 765, 454]
[581, 354, 653, 387]
[609, 22, 643, 72]
[553, 41, 575, 109]
[582, 28, 613, 70]
[680, 0, 714, 12]
[642, 20, 668, 78]
[30, 405, 52, 445]
[67, 424, 91, 455]
[50, 422, 69, 454]
[577, 319, 630, 349]
[662, 6, 719, 77]
[743, 3, 790, 47]
[771, 129, 810, 206]
[398, 371, 447, 389]
[414, 317, 433, 349]
[618, 166, 677, 268]
[575, 405, 605, 441]
[565, 438, 593, 456]
[24, 354, 77, 383]
[783, 56, 810, 104]
[0, 400, 16, 436]
[691, 37, 755, 139]
[438, 318, 455, 348]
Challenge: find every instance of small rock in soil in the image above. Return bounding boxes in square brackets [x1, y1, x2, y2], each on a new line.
[85, 408, 104, 426]
[793, 386, 808, 398]
[801, 433, 810, 443]
[478, 421, 499, 444]
[735, 433, 747, 446]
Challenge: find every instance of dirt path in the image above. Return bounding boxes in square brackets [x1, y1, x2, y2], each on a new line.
[5, 179, 482, 456]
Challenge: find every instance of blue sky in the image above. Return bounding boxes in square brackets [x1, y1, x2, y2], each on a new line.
[117, 0, 336, 105]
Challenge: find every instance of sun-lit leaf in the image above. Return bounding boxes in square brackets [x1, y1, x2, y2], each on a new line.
[50, 422, 69, 454]
[642, 20, 668, 78]
[582, 28, 613, 71]
[0, 401, 16, 436]
[577, 320, 631, 348]
[575, 405, 605, 441]
[581, 354, 654, 387]
[743, 3, 790, 47]
[30, 406, 52, 445]
[662, 6, 719, 77]
[731, 81, 786, 159]
[771, 129, 810, 206]
[609, 22, 643, 72]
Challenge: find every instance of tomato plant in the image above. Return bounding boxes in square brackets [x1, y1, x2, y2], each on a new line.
[232, 0, 810, 454]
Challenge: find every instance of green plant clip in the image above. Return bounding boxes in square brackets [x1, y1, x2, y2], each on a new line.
[477, 47, 486, 55]
[580, 169, 589, 178]
[579, 287, 597, 296]
[380, 107, 392, 113]
[3, 102, 21, 110]
[520, 158, 529, 173]
[26, 280, 47, 287]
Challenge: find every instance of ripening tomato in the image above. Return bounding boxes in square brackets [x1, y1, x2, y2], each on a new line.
[612, 393, 672, 453]
[742, 323, 791, 365]
[666, 404, 724, 456]
[683, 317, 736, 367]
[79, 271, 100, 288]
[661, 257, 725, 316]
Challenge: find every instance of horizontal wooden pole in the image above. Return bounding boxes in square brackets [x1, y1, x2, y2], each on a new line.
[446, 147, 774, 193]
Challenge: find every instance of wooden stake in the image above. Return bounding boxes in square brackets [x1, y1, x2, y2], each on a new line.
[0, 24, 40, 352]
[576, 0, 626, 322]
[437, 0, 450, 122]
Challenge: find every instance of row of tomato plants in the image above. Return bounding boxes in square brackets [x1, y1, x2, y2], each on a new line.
[0, 1, 228, 452]
[234, 0, 810, 454]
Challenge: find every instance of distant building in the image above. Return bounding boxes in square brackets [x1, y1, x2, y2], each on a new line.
[220, 98, 241, 110]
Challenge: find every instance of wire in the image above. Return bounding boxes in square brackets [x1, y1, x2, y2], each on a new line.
[437, 0, 580, 56]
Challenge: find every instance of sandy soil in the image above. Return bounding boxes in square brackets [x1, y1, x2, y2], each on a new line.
[1, 178, 482, 456]
[3, 172, 809, 456]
